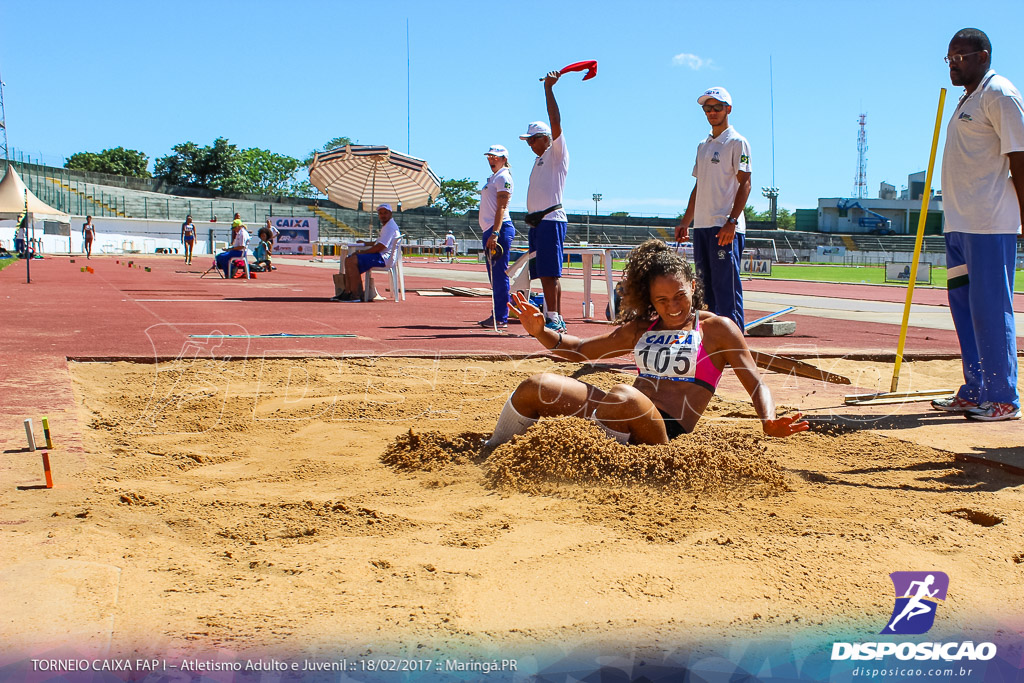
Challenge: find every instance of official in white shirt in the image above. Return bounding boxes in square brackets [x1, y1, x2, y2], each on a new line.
[334, 204, 401, 302]
[675, 86, 752, 331]
[522, 70, 570, 333]
[478, 145, 516, 330]
[931, 28, 1023, 421]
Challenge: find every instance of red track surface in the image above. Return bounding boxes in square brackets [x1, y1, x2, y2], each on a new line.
[744, 277, 1024, 312]
[2, 254, 1020, 453]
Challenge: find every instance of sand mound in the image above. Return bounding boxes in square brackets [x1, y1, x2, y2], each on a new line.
[485, 418, 788, 495]
[381, 417, 788, 496]
[381, 429, 489, 470]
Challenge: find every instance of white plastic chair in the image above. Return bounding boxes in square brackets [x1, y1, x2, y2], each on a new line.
[363, 235, 406, 302]
[505, 249, 545, 314]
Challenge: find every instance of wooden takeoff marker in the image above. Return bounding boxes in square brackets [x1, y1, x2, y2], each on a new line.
[749, 351, 851, 385]
[41, 452, 54, 489]
[42, 417, 54, 449]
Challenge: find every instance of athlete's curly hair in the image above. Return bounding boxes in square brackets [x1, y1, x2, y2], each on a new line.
[615, 239, 705, 324]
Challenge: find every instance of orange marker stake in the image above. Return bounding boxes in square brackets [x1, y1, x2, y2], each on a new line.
[41, 452, 53, 488]
[42, 417, 54, 449]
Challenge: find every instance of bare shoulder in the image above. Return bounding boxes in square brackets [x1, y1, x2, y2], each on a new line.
[698, 312, 745, 347]
[612, 317, 650, 345]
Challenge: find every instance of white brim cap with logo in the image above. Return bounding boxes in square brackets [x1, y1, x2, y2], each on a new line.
[697, 87, 732, 106]
[519, 122, 552, 140]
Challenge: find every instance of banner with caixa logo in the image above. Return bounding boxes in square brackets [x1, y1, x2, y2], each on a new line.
[271, 217, 319, 255]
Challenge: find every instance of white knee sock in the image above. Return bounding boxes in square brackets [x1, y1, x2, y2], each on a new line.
[486, 395, 538, 447]
[591, 410, 630, 444]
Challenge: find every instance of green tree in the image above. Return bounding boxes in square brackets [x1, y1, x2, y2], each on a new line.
[609, 211, 630, 218]
[154, 137, 240, 191]
[742, 204, 795, 228]
[776, 207, 795, 230]
[65, 147, 151, 177]
[304, 136, 355, 165]
[433, 177, 479, 216]
[231, 148, 303, 195]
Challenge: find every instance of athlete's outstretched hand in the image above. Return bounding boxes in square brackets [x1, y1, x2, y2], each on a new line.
[761, 412, 809, 438]
[509, 291, 546, 338]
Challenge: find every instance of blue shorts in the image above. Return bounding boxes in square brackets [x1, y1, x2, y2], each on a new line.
[356, 252, 386, 273]
[528, 219, 567, 279]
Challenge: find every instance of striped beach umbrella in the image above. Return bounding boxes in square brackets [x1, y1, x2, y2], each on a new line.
[308, 144, 442, 213]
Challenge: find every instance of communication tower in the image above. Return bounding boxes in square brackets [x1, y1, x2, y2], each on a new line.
[853, 113, 867, 199]
[0, 70, 8, 161]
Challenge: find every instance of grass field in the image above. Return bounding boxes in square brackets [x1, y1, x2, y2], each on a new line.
[752, 264, 948, 286]
[0, 256, 22, 273]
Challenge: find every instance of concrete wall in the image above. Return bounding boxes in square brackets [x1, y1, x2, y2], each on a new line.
[0, 215, 245, 255]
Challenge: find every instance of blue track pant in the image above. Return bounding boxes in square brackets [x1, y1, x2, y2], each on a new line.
[945, 231, 1019, 408]
[484, 221, 515, 324]
[692, 227, 745, 330]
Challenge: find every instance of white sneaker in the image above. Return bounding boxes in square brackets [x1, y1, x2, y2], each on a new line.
[965, 402, 1021, 422]
[930, 396, 978, 412]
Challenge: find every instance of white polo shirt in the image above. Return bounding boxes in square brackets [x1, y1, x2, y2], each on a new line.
[941, 70, 1024, 235]
[376, 218, 401, 261]
[692, 126, 751, 232]
[479, 166, 514, 230]
[526, 134, 568, 222]
[231, 226, 250, 249]
[444, 232, 455, 247]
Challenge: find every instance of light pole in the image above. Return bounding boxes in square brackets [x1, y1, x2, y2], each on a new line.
[591, 193, 601, 244]
[761, 187, 779, 226]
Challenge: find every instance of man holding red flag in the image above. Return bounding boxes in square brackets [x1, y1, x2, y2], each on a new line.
[522, 70, 570, 333]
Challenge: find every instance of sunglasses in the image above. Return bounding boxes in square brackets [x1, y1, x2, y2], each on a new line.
[702, 103, 727, 113]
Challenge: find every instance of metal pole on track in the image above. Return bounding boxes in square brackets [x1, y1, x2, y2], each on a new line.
[845, 89, 953, 406]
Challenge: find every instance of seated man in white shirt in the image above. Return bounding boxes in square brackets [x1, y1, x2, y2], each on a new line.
[333, 203, 401, 302]
[216, 222, 251, 278]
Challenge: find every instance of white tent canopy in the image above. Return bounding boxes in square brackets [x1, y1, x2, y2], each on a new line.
[0, 164, 69, 221]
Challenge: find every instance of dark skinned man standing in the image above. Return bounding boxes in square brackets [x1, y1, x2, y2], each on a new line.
[931, 28, 1023, 421]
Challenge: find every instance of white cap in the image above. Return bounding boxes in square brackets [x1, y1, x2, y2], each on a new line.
[485, 144, 509, 157]
[519, 121, 552, 140]
[377, 203, 392, 212]
[697, 87, 732, 106]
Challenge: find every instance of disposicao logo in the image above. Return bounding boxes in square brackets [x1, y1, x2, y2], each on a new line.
[831, 571, 997, 663]
[883, 571, 948, 635]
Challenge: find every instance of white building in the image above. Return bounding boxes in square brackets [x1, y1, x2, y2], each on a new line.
[817, 172, 944, 235]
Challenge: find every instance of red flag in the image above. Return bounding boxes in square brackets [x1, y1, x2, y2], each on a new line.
[559, 60, 598, 81]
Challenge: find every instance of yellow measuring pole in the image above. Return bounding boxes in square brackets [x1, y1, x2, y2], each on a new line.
[890, 88, 947, 393]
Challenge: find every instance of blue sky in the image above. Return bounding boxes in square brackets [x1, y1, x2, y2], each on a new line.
[3, 0, 1023, 216]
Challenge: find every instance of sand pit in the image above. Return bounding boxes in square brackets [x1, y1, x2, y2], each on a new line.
[2, 356, 1022, 664]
